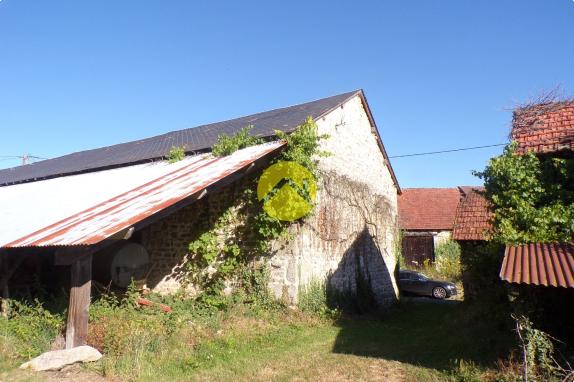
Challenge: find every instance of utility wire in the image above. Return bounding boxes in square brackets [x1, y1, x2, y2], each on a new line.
[389, 143, 507, 159]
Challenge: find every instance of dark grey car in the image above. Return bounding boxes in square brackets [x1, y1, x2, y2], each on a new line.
[398, 270, 457, 299]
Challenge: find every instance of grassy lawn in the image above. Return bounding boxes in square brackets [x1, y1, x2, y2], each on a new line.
[1, 298, 515, 382]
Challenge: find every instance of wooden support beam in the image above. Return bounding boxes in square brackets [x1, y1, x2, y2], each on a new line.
[65, 253, 92, 349]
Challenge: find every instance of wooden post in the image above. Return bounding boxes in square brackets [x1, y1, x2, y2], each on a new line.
[65, 253, 92, 349]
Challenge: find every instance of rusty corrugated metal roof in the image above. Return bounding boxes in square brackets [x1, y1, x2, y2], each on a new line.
[500, 243, 574, 288]
[0, 142, 283, 248]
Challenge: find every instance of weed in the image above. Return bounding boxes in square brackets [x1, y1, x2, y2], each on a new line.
[212, 126, 263, 157]
[167, 145, 186, 163]
[434, 239, 462, 281]
[298, 279, 338, 318]
[0, 299, 64, 360]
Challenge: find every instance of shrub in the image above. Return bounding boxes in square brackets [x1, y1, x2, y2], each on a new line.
[212, 126, 263, 157]
[167, 145, 186, 163]
[0, 299, 64, 360]
[475, 141, 574, 244]
[298, 279, 337, 318]
[434, 239, 462, 281]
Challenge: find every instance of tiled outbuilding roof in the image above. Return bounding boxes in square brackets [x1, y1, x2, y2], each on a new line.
[398, 188, 461, 230]
[452, 186, 493, 241]
[500, 243, 574, 288]
[512, 101, 574, 155]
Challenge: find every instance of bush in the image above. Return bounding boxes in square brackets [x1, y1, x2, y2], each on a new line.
[88, 288, 180, 355]
[0, 299, 64, 360]
[459, 242, 507, 304]
[298, 279, 337, 318]
[167, 145, 186, 163]
[212, 126, 262, 157]
[435, 239, 462, 281]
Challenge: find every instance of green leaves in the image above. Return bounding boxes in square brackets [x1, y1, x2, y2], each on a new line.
[475, 142, 574, 244]
[189, 232, 220, 265]
[274, 116, 330, 177]
[212, 126, 263, 157]
[167, 146, 186, 163]
[188, 117, 328, 306]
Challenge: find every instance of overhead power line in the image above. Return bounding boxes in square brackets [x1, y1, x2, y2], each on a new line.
[388, 143, 507, 159]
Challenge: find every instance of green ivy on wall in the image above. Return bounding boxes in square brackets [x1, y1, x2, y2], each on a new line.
[186, 117, 328, 302]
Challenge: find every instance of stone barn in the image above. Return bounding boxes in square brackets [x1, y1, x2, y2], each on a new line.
[0, 90, 400, 348]
[398, 188, 461, 267]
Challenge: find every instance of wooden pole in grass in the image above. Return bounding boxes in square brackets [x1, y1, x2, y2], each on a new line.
[65, 253, 92, 349]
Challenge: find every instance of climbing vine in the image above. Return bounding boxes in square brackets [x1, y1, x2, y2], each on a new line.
[186, 117, 328, 303]
[474, 142, 574, 244]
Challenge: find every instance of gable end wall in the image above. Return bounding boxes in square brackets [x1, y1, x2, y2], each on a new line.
[268, 95, 399, 307]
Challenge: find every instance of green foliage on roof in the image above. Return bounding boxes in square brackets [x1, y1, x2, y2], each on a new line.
[212, 126, 263, 157]
[167, 146, 186, 163]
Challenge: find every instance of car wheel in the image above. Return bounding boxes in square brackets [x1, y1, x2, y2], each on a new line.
[432, 287, 447, 299]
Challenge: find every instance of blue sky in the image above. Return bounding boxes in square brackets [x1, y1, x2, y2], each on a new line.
[0, 1, 573, 187]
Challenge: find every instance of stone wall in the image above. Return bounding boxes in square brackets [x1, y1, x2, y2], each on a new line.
[140, 181, 246, 294]
[139, 94, 400, 307]
[268, 95, 399, 306]
[434, 230, 452, 247]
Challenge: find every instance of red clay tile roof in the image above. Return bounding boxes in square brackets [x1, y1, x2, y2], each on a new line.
[500, 243, 574, 288]
[452, 187, 493, 241]
[398, 188, 461, 231]
[512, 101, 574, 155]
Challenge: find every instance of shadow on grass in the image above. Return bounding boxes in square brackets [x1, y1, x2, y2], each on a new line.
[332, 298, 515, 372]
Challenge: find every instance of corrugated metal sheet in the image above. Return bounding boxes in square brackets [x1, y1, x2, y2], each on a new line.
[0, 142, 283, 248]
[500, 243, 574, 288]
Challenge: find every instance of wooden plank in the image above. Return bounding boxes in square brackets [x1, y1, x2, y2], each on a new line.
[65, 253, 92, 349]
[402, 236, 434, 267]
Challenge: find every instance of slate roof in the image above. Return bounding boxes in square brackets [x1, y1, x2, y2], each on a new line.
[452, 186, 493, 241]
[1, 90, 395, 187]
[398, 188, 461, 230]
[512, 101, 574, 155]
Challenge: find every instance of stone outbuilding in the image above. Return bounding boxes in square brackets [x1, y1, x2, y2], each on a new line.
[398, 188, 462, 266]
[0, 90, 401, 348]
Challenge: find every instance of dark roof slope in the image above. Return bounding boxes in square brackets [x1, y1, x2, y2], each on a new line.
[0, 90, 373, 186]
[452, 186, 493, 241]
[398, 188, 461, 230]
[512, 101, 574, 155]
